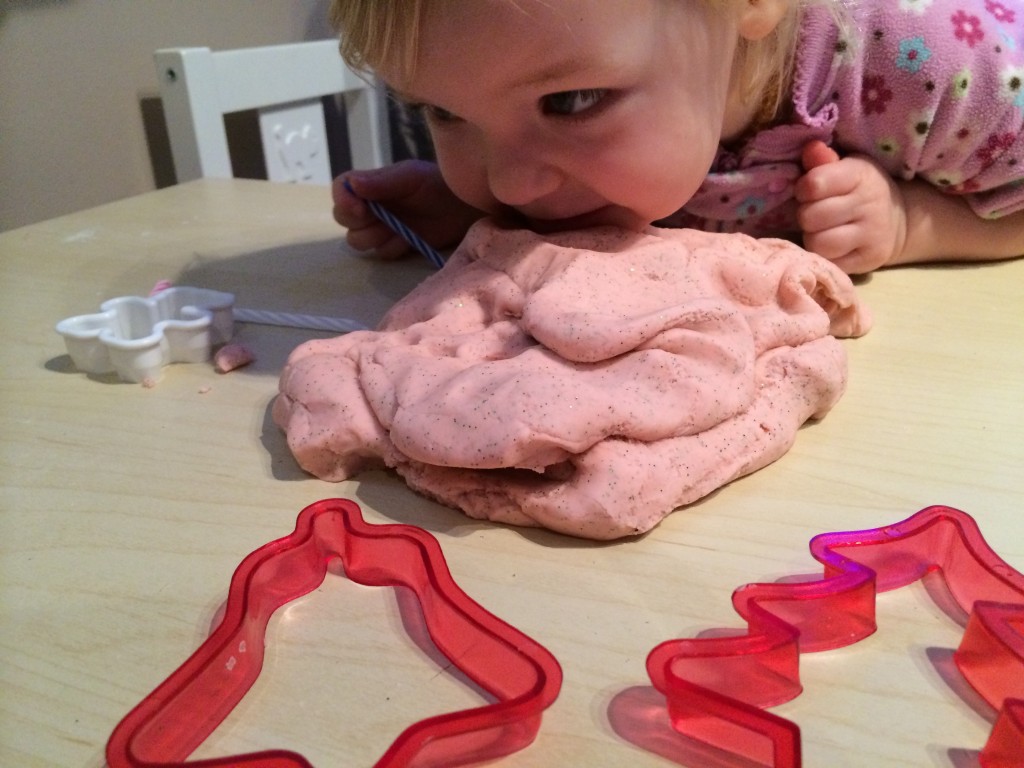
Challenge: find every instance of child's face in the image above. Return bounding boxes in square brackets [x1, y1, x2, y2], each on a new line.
[383, 0, 749, 232]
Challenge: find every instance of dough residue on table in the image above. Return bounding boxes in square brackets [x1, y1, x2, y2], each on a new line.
[274, 220, 871, 539]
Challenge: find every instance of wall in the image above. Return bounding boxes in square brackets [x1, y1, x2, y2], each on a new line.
[0, 0, 334, 231]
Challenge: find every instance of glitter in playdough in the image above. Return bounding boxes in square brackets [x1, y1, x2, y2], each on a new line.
[274, 220, 871, 539]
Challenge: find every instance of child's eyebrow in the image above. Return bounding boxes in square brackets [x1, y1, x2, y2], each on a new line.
[387, 56, 603, 107]
[512, 57, 593, 90]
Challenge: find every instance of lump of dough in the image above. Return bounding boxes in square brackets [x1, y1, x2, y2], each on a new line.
[274, 220, 870, 539]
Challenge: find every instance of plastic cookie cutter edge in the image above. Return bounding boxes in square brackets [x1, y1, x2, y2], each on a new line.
[645, 504, 1024, 768]
[105, 498, 563, 768]
[55, 286, 235, 383]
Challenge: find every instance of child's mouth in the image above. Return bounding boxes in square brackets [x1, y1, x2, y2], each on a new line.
[521, 206, 642, 234]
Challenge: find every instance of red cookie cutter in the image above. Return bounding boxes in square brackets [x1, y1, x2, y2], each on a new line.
[646, 505, 1024, 768]
[106, 498, 562, 767]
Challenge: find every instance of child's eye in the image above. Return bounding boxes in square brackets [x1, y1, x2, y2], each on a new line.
[403, 99, 461, 125]
[541, 89, 608, 116]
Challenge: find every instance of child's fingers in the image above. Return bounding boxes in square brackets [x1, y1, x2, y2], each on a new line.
[830, 251, 873, 275]
[800, 140, 841, 172]
[827, 245, 878, 275]
[347, 159, 438, 201]
[349, 226, 412, 259]
[804, 223, 881, 274]
[370, 235, 415, 260]
[333, 165, 419, 220]
[794, 160, 860, 204]
[346, 220, 395, 250]
[332, 174, 370, 226]
[796, 192, 855, 234]
[803, 221, 860, 258]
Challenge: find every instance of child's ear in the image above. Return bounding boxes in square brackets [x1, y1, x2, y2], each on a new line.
[737, 0, 789, 41]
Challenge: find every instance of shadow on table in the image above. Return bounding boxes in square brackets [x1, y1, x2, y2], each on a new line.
[260, 391, 690, 551]
[47, 237, 435, 385]
[606, 685, 770, 768]
[175, 238, 435, 333]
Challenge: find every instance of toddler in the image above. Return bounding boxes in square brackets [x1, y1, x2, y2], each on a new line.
[330, 0, 1023, 274]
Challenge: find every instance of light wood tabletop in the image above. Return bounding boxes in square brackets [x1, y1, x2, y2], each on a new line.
[2, 179, 1022, 767]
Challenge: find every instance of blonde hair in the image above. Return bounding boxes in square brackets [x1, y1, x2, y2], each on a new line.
[735, 2, 802, 120]
[329, 0, 844, 121]
[330, 0, 424, 81]
[714, 0, 850, 121]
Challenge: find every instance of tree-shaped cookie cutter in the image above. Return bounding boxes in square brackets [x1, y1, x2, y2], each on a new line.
[106, 498, 562, 767]
[646, 505, 1024, 767]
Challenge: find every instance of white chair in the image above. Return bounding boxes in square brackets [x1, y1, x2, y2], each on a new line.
[155, 40, 390, 185]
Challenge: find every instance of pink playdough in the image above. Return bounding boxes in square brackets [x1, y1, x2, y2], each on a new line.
[274, 220, 871, 539]
[214, 342, 255, 373]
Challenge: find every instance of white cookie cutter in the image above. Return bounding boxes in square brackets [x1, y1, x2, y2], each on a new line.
[55, 287, 235, 383]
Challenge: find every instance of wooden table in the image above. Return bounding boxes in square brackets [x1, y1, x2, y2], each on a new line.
[2, 179, 1022, 767]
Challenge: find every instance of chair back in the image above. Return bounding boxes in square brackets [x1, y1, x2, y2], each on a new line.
[155, 40, 390, 184]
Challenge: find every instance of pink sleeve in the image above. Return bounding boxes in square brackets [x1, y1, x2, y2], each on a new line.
[832, 0, 1024, 218]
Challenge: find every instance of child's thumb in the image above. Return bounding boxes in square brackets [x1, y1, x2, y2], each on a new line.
[801, 140, 840, 171]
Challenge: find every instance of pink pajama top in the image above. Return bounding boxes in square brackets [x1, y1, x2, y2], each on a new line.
[661, 0, 1024, 236]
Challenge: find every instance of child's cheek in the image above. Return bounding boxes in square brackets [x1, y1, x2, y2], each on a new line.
[434, 142, 497, 212]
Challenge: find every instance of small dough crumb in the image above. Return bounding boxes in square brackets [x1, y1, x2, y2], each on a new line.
[215, 343, 255, 373]
[148, 279, 174, 296]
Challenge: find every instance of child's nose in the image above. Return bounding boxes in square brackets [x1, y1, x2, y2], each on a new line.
[484, 142, 561, 208]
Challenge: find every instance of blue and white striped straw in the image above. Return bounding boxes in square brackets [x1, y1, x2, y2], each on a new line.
[343, 179, 446, 269]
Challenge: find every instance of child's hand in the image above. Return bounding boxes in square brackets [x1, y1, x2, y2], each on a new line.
[333, 160, 483, 259]
[795, 141, 908, 274]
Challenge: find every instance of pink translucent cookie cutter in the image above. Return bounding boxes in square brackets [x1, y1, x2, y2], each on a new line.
[55, 286, 235, 382]
[646, 505, 1024, 768]
[105, 498, 562, 767]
